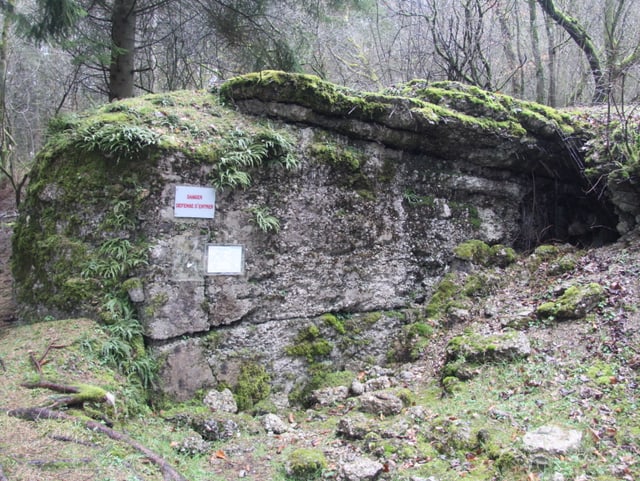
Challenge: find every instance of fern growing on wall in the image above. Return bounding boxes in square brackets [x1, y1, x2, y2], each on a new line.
[74, 124, 160, 162]
[210, 127, 298, 189]
[249, 205, 281, 233]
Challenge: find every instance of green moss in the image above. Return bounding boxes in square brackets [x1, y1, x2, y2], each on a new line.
[425, 273, 460, 318]
[378, 158, 396, 183]
[220, 71, 581, 155]
[143, 292, 169, 318]
[321, 313, 346, 335]
[536, 283, 606, 320]
[309, 142, 361, 171]
[389, 78, 576, 137]
[286, 448, 327, 480]
[442, 376, 463, 394]
[533, 244, 560, 259]
[285, 325, 334, 363]
[12, 232, 93, 310]
[122, 277, 143, 291]
[288, 365, 354, 407]
[489, 244, 517, 267]
[549, 254, 577, 275]
[462, 274, 485, 297]
[61, 277, 96, 305]
[586, 361, 617, 386]
[407, 321, 433, 338]
[494, 448, 526, 473]
[443, 330, 529, 383]
[393, 320, 435, 362]
[454, 239, 492, 264]
[392, 387, 416, 407]
[453, 240, 516, 268]
[220, 70, 388, 122]
[361, 311, 383, 324]
[234, 362, 271, 412]
[74, 383, 109, 403]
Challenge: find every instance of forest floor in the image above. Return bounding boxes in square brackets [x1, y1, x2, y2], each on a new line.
[1, 174, 640, 480]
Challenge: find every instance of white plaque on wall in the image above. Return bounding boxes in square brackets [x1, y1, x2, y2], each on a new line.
[206, 245, 244, 275]
[174, 185, 216, 219]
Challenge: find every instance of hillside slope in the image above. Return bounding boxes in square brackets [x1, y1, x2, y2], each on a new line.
[1, 237, 639, 481]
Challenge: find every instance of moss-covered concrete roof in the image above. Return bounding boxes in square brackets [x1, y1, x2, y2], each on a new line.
[220, 71, 588, 178]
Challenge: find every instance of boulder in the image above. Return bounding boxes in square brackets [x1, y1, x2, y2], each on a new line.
[336, 414, 376, 440]
[194, 418, 240, 442]
[310, 385, 350, 406]
[359, 391, 404, 416]
[445, 330, 531, 364]
[536, 283, 606, 320]
[203, 388, 238, 413]
[262, 413, 289, 434]
[340, 456, 384, 481]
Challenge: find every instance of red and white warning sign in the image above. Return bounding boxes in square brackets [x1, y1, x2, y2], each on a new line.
[174, 185, 215, 219]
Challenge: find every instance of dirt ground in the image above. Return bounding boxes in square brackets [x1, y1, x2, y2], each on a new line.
[0, 180, 17, 326]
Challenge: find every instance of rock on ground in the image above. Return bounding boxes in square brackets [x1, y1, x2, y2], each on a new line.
[203, 388, 238, 413]
[340, 456, 384, 481]
[522, 425, 583, 454]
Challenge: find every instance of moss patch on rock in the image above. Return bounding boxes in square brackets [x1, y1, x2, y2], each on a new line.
[453, 239, 517, 267]
[536, 282, 606, 320]
[220, 71, 585, 175]
[234, 362, 271, 412]
[443, 329, 531, 382]
[286, 447, 327, 480]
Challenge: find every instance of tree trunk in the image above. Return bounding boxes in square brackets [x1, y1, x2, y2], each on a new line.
[497, 1, 520, 96]
[536, 0, 606, 103]
[544, 13, 557, 107]
[528, 0, 545, 103]
[109, 0, 137, 100]
[0, 0, 11, 161]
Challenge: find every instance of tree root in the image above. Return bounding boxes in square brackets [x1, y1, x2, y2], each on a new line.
[7, 407, 189, 481]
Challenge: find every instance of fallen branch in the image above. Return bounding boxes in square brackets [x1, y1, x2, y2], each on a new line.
[21, 381, 116, 410]
[27, 457, 92, 467]
[29, 340, 68, 375]
[49, 433, 99, 447]
[7, 407, 188, 481]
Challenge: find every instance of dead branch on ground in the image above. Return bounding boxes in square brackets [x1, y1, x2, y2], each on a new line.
[29, 339, 68, 375]
[49, 433, 99, 447]
[27, 457, 92, 467]
[7, 407, 189, 481]
[21, 380, 114, 410]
